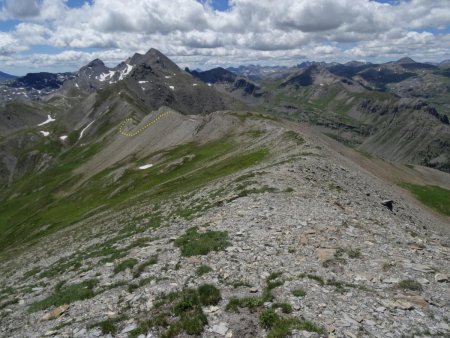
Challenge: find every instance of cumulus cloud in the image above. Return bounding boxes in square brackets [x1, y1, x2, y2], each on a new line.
[0, 0, 449, 72]
[3, 0, 40, 18]
[0, 32, 27, 56]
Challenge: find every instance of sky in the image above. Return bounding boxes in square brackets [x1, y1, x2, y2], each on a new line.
[0, 0, 449, 75]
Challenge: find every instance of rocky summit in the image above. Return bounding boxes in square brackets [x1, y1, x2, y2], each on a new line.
[0, 49, 449, 338]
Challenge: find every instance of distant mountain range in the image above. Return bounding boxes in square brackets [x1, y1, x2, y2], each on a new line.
[1, 52, 449, 173]
[0, 71, 18, 81]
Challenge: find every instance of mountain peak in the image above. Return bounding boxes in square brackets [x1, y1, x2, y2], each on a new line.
[395, 57, 416, 64]
[128, 48, 180, 72]
[86, 59, 105, 68]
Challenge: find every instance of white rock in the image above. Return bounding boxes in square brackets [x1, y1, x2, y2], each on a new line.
[74, 328, 86, 337]
[439, 322, 450, 330]
[121, 323, 137, 333]
[212, 322, 229, 335]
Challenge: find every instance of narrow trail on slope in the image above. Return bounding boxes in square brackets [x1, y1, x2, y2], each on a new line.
[118, 111, 170, 137]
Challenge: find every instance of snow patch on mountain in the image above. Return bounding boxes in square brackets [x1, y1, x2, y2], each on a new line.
[119, 64, 133, 81]
[138, 164, 153, 170]
[79, 120, 95, 140]
[98, 71, 116, 82]
[38, 115, 56, 126]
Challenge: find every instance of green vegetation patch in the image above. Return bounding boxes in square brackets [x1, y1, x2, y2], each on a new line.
[272, 302, 293, 314]
[196, 265, 213, 276]
[237, 185, 278, 197]
[114, 258, 138, 274]
[400, 183, 450, 216]
[29, 279, 98, 312]
[129, 284, 221, 338]
[298, 273, 371, 293]
[0, 135, 268, 253]
[175, 226, 230, 257]
[89, 315, 127, 335]
[265, 317, 325, 338]
[197, 284, 222, 305]
[258, 304, 324, 337]
[133, 255, 158, 278]
[226, 271, 283, 312]
[291, 288, 306, 297]
[397, 279, 423, 291]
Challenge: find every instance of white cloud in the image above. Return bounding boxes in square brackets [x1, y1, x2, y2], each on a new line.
[3, 0, 40, 18]
[0, 32, 27, 55]
[0, 0, 449, 72]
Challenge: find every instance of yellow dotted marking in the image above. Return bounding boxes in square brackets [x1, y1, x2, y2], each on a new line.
[118, 111, 170, 137]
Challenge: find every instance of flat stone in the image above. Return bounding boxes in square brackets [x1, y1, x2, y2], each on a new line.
[342, 313, 359, 326]
[316, 248, 336, 263]
[354, 275, 368, 282]
[89, 329, 102, 337]
[364, 319, 376, 326]
[397, 295, 428, 309]
[121, 323, 137, 333]
[395, 300, 414, 310]
[417, 277, 430, 284]
[212, 322, 229, 335]
[411, 264, 434, 273]
[44, 330, 58, 336]
[186, 256, 201, 264]
[344, 331, 358, 338]
[73, 328, 86, 338]
[335, 320, 351, 327]
[205, 306, 219, 313]
[439, 322, 450, 330]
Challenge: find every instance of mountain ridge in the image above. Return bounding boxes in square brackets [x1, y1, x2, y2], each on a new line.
[0, 48, 449, 338]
